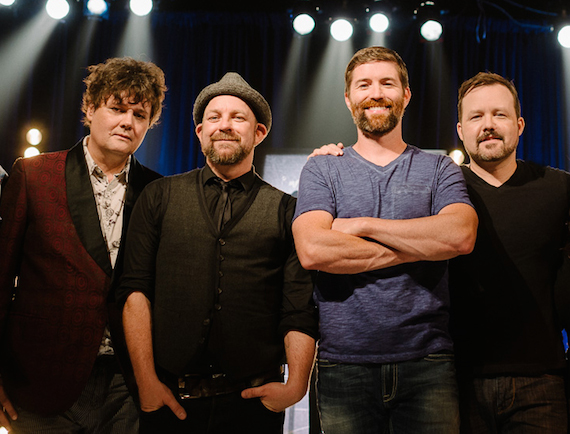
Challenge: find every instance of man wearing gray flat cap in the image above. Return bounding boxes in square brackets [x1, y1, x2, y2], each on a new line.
[117, 72, 318, 433]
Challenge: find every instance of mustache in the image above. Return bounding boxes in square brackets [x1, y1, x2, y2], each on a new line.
[360, 99, 393, 109]
[477, 130, 504, 144]
[211, 132, 241, 141]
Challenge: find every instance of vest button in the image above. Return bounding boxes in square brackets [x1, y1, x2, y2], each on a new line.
[214, 303, 222, 311]
[203, 318, 210, 326]
[217, 288, 223, 294]
[219, 255, 224, 261]
[219, 238, 226, 246]
[219, 271, 223, 277]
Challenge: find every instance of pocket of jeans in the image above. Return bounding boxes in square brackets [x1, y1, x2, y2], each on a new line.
[317, 358, 339, 368]
[423, 352, 455, 363]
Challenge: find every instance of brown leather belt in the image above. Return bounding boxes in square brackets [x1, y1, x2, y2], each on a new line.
[177, 367, 284, 399]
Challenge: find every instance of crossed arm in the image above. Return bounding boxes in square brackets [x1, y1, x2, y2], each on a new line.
[292, 203, 478, 274]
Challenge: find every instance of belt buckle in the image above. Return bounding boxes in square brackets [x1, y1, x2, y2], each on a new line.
[178, 373, 227, 399]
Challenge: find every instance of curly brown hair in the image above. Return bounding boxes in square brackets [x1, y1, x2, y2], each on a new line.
[81, 57, 167, 128]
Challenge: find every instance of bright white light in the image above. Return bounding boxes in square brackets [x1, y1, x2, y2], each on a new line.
[26, 128, 42, 145]
[558, 25, 570, 49]
[45, 0, 70, 19]
[369, 13, 389, 33]
[330, 19, 353, 42]
[0, 0, 16, 6]
[0, 427, 8, 434]
[87, 0, 107, 15]
[449, 149, 465, 165]
[129, 0, 152, 16]
[293, 13, 315, 35]
[420, 19, 443, 41]
[24, 147, 40, 158]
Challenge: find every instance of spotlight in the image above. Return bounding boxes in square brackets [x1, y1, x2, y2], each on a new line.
[414, 1, 443, 42]
[26, 128, 42, 146]
[129, 0, 153, 16]
[558, 24, 570, 48]
[369, 12, 390, 33]
[420, 19, 443, 41]
[0, 0, 16, 6]
[85, 0, 108, 17]
[24, 147, 40, 158]
[293, 13, 316, 35]
[448, 149, 465, 165]
[330, 18, 353, 42]
[45, 0, 70, 19]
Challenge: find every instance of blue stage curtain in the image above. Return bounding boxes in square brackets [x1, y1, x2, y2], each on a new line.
[0, 10, 567, 174]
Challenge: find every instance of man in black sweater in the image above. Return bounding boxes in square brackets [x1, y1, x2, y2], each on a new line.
[117, 72, 318, 434]
[449, 72, 569, 433]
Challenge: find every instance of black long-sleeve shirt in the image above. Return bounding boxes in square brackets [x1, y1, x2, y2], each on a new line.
[117, 165, 318, 378]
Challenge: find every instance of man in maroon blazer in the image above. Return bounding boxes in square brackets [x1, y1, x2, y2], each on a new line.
[0, 57, 166, 433]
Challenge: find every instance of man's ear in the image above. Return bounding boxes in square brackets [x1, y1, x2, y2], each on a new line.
[457, 122, 464, 142]
[254, 123, 268, 146]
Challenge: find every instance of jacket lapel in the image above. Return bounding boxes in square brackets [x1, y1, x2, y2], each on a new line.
[66, 141, 112, 276]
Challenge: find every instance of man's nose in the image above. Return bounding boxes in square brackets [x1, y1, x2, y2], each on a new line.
[120, 111, 135, 129]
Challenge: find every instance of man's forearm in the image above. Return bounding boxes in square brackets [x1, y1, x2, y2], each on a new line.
[123, 292, 159, 388]
[283, 331, 316, 401]
[293, 211, 418, 274]
[332, 203, 478, 261]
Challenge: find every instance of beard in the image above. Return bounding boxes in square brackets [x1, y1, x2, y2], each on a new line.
[350, 96, 405, 138]
[202, 131, 253, 165]
[470, 130, 516, 163]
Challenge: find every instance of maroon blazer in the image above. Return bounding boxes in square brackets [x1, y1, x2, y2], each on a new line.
[0, 142, 160, 415]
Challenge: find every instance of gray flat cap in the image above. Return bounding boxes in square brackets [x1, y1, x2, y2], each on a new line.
[192, 72, 272, 132]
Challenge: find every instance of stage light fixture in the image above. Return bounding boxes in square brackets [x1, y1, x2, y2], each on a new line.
[293, 13, 316, 35]
[449, 149, 465, 165]
[0, 0, 16, 6]
[26, 128, 42, 146]
[24, 147, 40, 158]
[420, 19, 443, 41]
[129, 0, 152, 17]
[369, 12, 390, 33]
[415, 1, 443, 42]
[85, 0, 108, 16]
[45, 0, 70, 19]
[558, 24, 570, 48]
[330, 18, 353, 41]
[365, 2, 390, 33]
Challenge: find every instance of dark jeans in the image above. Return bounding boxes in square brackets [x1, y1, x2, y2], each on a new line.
[316, 353, 460, 434]
[139, 389, 284, 434]
[11, 357, 138, 434]
[457, 374, 568, 434]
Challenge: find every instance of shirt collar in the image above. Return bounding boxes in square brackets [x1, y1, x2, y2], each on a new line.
[83, 136, 131, 183]
[202, 164, 256, 192]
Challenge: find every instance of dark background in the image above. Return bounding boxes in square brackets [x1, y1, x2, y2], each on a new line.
[0, 0, 568, 175]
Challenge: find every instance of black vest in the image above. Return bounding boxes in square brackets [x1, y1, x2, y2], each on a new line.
[153, 170, 293, 379]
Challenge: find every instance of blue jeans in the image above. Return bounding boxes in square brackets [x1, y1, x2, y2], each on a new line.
[457, 374, 567, 433]
[316, 353, 460, 434]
